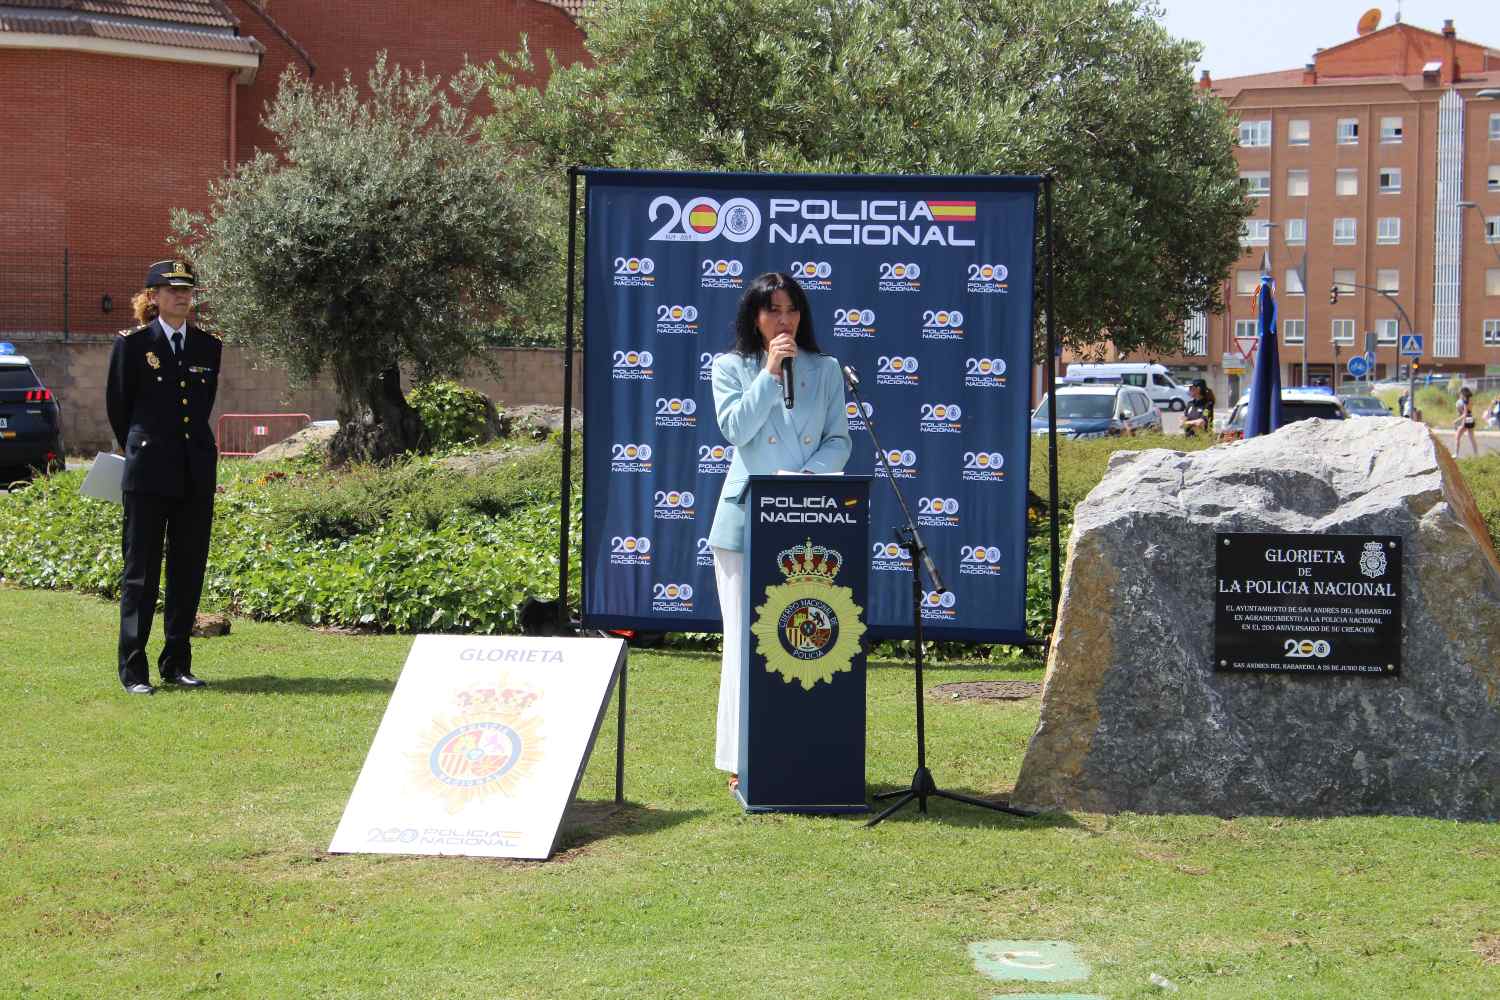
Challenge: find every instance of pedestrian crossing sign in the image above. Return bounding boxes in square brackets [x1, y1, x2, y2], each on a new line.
[1399, 334, 1423, 357]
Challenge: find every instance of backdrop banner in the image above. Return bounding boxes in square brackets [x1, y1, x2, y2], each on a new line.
[581, 169, 1040, 641]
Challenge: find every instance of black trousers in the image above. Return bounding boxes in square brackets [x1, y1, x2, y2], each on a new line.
[118, 489, 215, 687]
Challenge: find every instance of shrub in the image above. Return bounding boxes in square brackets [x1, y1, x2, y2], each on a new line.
[407, 379, 495, 450]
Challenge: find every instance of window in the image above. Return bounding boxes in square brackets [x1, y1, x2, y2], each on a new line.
[1377, 269, 1399, 292]
[1285, 268, 1304, 294]
[1241, 219, 1271, 244]
[1237, 270, 1260, 295]
[1285, 218, 1307, 243]
[1338, 118, 1359, 144]
[1283, 318, 1306, 344]
[1334, 218, 1357, 244]
[1288, 119, 1310, 146]
[1239, 120, 1271, 146]
[1490, 165, 1500, 191]
[1489, 269, 1500, 296]
[1332, 318, 1355, 344]
[1485, 319, 1500, 346]
[1336, 169, 1359, 196]
[1241, 171, 1270, 197]
[1491, 114, 1500, 141]
[1377, 217, 1401, 245]
[1376, 319, 1399, 344]
[1379, 167, 1401, 193]
[1381, 117, 1404, 143]
[1486, 216, 1500, 243]
[1234, 319, 1258, 342]
[1287, 170, 1309, 197]
[1333, 269, 1356, 293]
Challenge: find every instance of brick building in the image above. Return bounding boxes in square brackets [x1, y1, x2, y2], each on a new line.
[0, 0, 587, 449]
[1114, 16, 1500, 401]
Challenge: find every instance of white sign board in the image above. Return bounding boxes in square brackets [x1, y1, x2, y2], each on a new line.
[329, 635, 626, 860]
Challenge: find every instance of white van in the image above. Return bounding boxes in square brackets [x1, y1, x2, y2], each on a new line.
[1064, 363, 1191, 411]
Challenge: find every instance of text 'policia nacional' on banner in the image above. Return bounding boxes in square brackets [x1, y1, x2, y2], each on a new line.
[580, 170, 1042, 643]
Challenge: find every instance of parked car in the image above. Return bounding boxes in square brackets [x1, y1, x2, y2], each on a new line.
[1339, 394, 1394, 417]
[0, 347, 65, 480]
[1219, 388, 1346, 442]
[1064, 362, 1192, 411]
[1031, 383, 1162, 439]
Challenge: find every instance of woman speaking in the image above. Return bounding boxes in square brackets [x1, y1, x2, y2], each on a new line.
[707, 272, 852, 786]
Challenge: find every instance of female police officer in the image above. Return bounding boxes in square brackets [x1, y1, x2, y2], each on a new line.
[105, 260, 223, 694]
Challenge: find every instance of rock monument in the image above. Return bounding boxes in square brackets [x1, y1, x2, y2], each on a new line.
[1011, 417, 1500, 821]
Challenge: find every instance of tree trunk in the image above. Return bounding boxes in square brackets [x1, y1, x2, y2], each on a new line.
[328, 365, 428, 466]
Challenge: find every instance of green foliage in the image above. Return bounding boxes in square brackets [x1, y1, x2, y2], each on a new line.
[0, 439, 581, 634]
[484, 0, 1248, 355]
[407, 379, 494, 450]
[1458, 454, 1500, 546]
[172, 54, 552, 415]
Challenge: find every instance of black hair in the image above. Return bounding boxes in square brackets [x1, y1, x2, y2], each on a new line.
[730, 272, 820, 357]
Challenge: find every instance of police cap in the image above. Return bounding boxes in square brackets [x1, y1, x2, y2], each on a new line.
[145, 259, 196, 288]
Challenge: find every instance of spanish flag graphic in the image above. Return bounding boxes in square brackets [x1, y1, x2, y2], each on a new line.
[925, 200, 976, 222]
[688, 202, 719, 234]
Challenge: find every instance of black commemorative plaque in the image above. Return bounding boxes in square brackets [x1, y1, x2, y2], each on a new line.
[1214, 532, 1402, 676]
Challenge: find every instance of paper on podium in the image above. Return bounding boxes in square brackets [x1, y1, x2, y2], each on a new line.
[80, 452, 125, 504]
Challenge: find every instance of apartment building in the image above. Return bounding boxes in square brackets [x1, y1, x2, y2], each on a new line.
[1127, 17, 1500, 398]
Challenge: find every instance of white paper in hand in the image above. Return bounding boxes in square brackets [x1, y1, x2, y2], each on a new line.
[79, 452, 124, 504]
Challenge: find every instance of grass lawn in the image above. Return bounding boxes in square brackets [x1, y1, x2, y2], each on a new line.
[3, 587, 1497, 999]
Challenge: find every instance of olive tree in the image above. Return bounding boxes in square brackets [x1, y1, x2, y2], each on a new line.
[173, 54, 550, 463]
[485, 0, 1247, 357]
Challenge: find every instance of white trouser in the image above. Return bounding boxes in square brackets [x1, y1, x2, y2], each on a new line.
[711, 546, 744, 773]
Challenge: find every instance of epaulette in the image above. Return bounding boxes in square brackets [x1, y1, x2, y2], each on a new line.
[118, 326, 139, 337]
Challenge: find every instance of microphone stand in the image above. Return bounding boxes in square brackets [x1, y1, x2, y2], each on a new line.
[841, 365, 1034, 828]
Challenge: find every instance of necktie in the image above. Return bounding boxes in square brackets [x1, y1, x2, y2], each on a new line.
[172, 331, 183, 356]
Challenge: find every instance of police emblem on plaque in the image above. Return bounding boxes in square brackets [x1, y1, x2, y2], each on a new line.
[411, 684, 545, 813]
[751, 538, 866, 690]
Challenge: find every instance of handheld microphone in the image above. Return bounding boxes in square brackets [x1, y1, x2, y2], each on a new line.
[841, 364, 860, 390]
[781, 357, 795, 408]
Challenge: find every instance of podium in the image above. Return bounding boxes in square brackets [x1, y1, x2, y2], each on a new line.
[734, 475, 871, 813]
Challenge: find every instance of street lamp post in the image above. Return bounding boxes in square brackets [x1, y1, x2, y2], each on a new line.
[1456, 201, 1500, 267]
[1330, 280, 1417, 419]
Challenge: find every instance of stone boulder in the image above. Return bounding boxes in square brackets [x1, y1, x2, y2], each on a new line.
[1012, 417, 1500, 821]
[251, 421, 338, 463]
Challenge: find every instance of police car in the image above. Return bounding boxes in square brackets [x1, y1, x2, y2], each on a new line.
[0, 343, 65, 480]
[1219, 386, 1347, 441]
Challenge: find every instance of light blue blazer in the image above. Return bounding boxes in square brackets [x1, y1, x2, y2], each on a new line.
[707, 349, 852, 551]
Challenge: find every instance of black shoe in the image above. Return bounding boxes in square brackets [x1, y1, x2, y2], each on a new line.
[162, 672, 207, 688]
[125, 683, 156, 695]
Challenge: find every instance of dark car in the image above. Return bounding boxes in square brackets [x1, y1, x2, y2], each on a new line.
[1219, 388, 1347, 441]
[1031, 383, 1162, 439]
[1339, 394, 1394, 417]
[0, 349, 65, 480]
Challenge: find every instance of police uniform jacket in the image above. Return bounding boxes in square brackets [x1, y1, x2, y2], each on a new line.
[106, 320, 222, 497]
[707, 349, 851, 551]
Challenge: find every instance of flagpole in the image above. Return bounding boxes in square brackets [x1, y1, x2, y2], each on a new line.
[1300, 251, 1308, 387]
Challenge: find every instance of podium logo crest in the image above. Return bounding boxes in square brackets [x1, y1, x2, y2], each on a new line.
[751, 538, 866, 690]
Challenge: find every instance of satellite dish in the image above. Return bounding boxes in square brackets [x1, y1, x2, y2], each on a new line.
[1357, 8, 1381, 35]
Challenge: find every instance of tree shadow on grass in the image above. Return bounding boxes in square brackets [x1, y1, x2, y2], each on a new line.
[207, 675, 395, 696]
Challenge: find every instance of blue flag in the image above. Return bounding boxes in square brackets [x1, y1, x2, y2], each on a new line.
[1244, 275, 1283, 439]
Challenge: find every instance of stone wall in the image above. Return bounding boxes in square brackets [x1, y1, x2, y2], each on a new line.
[7, 333, 584, 455]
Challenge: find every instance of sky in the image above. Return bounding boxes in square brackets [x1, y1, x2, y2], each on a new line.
[1155, 0, 1499, 80]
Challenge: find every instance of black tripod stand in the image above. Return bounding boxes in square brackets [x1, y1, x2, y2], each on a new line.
[841, 365, 1034, 828]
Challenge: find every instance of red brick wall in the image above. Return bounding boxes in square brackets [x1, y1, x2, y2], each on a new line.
[0, 49, 231, 334]
[230, 0, 588, 161]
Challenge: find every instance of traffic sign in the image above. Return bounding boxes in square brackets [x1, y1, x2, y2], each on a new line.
[1234, 335, 1258, 357]
[1347, 355, 1370, 378]
[1399, 334, 1423, 357]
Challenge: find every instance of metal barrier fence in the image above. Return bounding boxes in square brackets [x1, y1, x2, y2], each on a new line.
[217, 413, 313, 457]
[0, 251, 151, 337]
